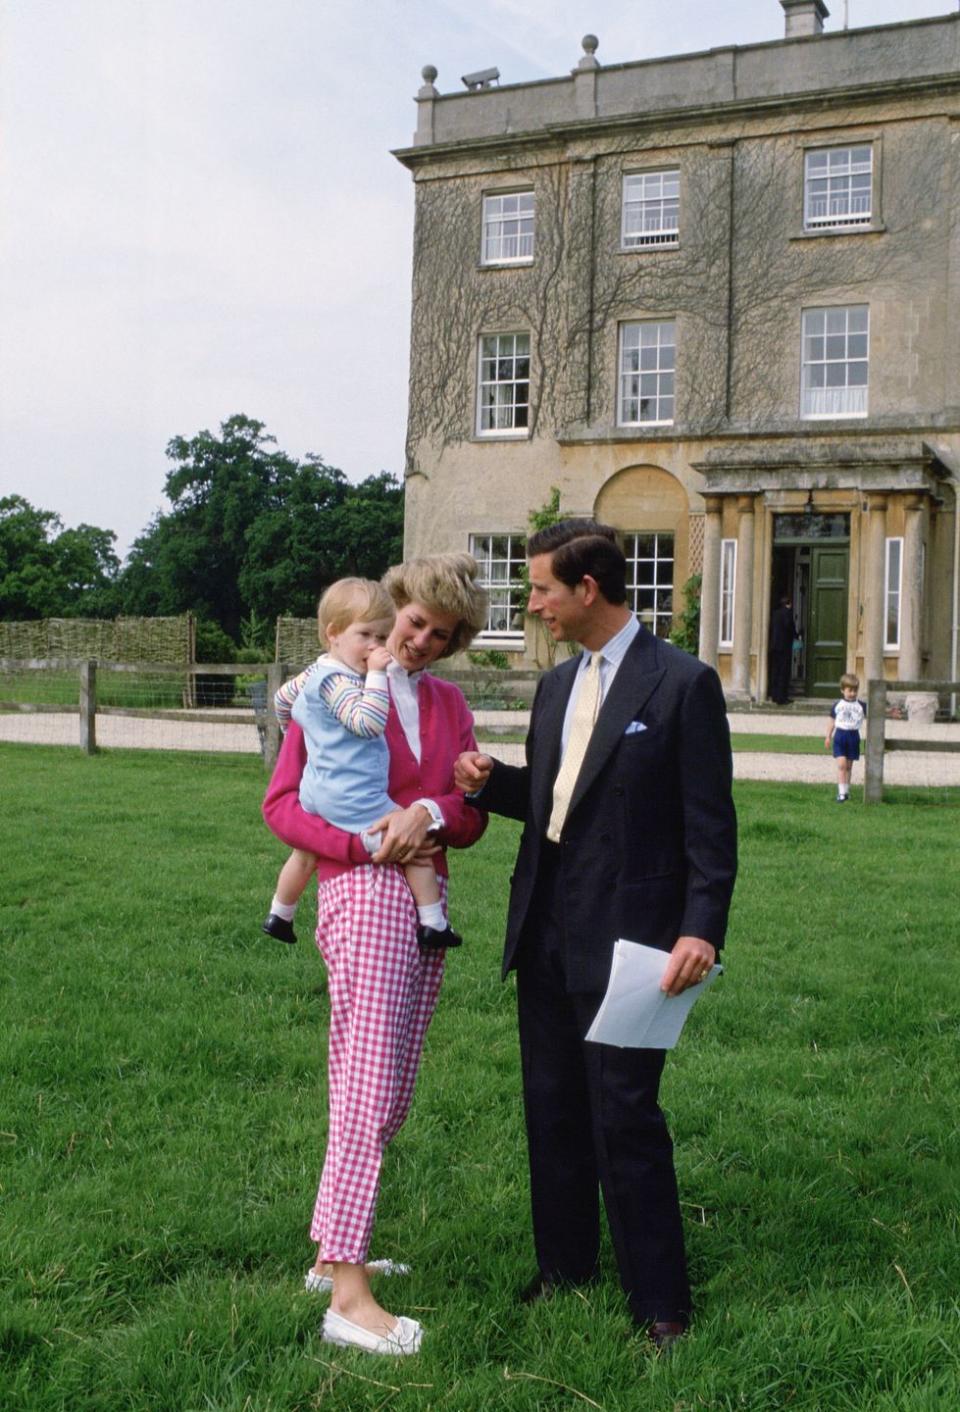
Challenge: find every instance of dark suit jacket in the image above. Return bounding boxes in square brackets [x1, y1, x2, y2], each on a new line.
[477, 626, 737, 994]
[769, 605, 796, 653]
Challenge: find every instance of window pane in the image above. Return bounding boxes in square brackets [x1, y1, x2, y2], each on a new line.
[469, 532, 528, 634]
[482, 191, 535, 263]
[619, 322, 676, 424]
[801, 305, 869, 419]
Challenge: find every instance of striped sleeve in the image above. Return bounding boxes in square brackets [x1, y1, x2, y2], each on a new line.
[274, 663, 318, 731]
[318, 670, 390, 739]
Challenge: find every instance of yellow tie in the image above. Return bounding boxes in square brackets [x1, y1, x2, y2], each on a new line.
[547, 651, 603, 842]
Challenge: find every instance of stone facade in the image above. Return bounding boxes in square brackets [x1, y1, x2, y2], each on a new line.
[394, 5, 960, 699]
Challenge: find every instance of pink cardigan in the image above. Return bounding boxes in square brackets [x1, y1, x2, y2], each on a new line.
[262, 671, 487, 882]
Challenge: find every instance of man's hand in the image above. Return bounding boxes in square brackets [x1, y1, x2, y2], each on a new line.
[660, 936, 716, 996]
[454, 751, 494, 793]
[367, 803, 432, 864]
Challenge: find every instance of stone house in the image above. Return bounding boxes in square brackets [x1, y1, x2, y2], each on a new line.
[393, 1, 960, 700]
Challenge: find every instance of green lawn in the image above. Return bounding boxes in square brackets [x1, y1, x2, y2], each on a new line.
[2, 743, 958, 1411]
[728, 732, 824, 754]
[477, 731, 828, 754]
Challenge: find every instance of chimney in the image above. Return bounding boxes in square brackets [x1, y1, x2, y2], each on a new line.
[780, 0, 829, 38]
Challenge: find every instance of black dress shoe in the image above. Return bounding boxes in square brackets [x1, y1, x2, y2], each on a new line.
[519, 1272, 595, 1305]
[262, 913, 297, 944]
[519, 1274, 558, 1305]
[417, 923, 463, 950]
[647, 1320, 687, 1353]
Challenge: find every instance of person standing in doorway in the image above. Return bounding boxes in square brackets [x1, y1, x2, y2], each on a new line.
[455, 520, 737, 1351]
[768, 594, 797, 705]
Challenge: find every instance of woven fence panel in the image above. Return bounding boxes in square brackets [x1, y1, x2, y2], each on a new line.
[275, 617, 319, 667]
[0, 616, 192, 662]
[687, 513, 705, 575]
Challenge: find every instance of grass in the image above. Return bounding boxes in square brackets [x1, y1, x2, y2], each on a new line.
[728, 732, 824, 754]
[1, 743, 958, 1411]
[476, 731, 828, 754]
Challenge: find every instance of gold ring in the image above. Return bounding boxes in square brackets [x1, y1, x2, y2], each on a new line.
[698, 970, 710, 981]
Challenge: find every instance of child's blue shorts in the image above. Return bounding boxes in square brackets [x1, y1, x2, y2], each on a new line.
[832, 728, 860, 761]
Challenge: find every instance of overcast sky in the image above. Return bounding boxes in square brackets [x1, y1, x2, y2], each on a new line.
[0, 0, 951, 558]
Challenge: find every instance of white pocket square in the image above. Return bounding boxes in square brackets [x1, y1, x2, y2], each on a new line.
[624, 720, 647, 735]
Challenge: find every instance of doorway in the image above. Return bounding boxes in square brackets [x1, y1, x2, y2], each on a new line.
[770, 513, 851, 698]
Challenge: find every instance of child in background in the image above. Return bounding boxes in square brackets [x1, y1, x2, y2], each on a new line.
[824, 672, 867, 803]
[262, 577, 462, 950]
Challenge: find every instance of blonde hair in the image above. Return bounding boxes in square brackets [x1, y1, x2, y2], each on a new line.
[840, 672, 860, 691]
[316, 577, 395, 646]
[382, 553, 488, 659]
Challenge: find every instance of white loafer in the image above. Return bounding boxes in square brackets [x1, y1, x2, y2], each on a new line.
[321, 1308, 422, 1356]
[305, 1259, 411, 1295]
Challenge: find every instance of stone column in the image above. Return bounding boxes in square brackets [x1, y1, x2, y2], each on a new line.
[730, 495, 755, 698]
[863, 493, 887, 687]
[698, 495, 723, 667]
[898, 494, 925, 683]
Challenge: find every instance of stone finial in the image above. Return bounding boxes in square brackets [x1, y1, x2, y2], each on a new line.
[576, 33, 600, 71]
[415, 65, 438, 146]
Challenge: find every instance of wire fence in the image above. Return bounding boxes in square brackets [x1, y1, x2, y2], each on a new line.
[0, 656, 541, 765]
[3, 658, 959, 805]
[0, 658, 305, 765]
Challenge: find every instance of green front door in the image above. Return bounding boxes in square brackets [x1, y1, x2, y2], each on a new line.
[807, 545, 849, 696]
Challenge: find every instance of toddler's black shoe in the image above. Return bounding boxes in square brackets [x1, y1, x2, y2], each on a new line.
[263, 913, 297, 944]
[417, 923, 463, 950]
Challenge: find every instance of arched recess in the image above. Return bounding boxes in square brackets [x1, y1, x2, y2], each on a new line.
[594, 464, 691, 637]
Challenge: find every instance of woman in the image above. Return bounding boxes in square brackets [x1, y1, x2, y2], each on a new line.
[262, 554, 488, 1356]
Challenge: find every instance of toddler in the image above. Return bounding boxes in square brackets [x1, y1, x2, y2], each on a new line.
[824, 672, 866, 802]
[262, 577, 462, 950]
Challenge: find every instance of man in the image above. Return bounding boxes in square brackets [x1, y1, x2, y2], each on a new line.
[455, 520, 737, 1349]
[767, 594, 797, 706]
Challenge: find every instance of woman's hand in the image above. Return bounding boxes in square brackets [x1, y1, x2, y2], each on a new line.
[366, 803, 433, 864]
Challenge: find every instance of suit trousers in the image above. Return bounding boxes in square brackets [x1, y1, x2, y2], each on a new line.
[768, 648, 792, 705]
[515, 843, 691, 1325]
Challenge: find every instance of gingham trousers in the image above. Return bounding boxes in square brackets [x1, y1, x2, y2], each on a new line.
[310, 864, 446, 1263]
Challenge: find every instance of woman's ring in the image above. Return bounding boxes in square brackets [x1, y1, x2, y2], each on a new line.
[699, 970, 710, 981]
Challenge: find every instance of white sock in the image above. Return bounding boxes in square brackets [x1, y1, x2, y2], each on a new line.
[270, 897, 297, 920]
[417, 902, 446, 929]
[838, 785, 848, 799]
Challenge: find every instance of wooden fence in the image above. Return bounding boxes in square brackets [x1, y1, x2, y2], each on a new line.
[864, 679, 960, 802]
[0, 658, 290, 767]
[1, 654, 540, 766]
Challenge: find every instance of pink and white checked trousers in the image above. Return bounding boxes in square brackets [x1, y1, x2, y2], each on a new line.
[310, 865, 446, 1263]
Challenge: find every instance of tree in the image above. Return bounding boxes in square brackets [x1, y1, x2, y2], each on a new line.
[0, 495, 119, 619]
[117, 416, 403, 639]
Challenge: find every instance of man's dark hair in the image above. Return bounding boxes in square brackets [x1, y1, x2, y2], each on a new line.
[527, 519, 627, 605]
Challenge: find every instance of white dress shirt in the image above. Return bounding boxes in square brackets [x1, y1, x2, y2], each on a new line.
[387, 658, 445, 830]
[559, 615, 640, 755]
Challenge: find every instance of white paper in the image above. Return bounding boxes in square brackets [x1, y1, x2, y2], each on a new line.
[584, 939, 723, 1049]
